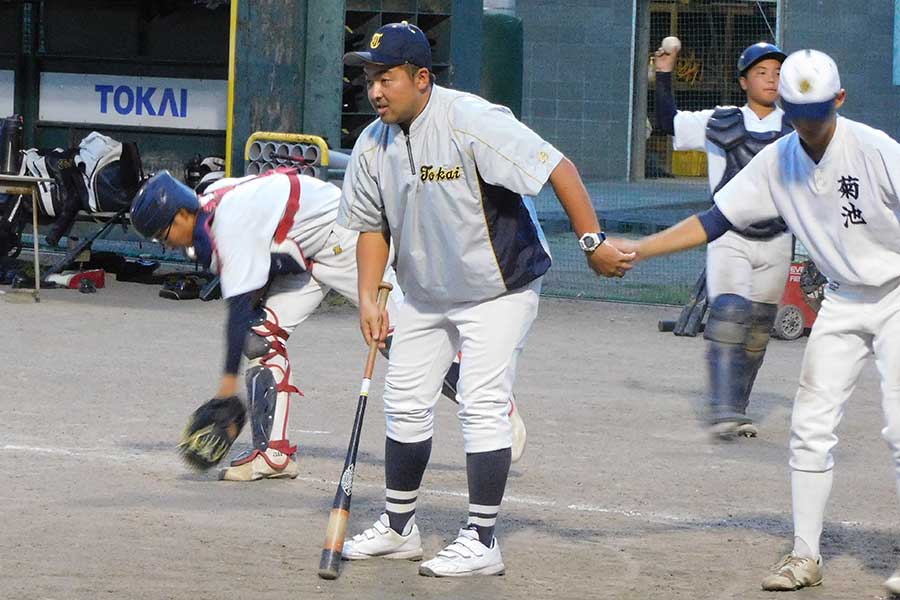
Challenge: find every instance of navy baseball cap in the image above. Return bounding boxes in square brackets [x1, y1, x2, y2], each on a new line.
[737, 42, 786, 75]
[343, 21, 432, 70]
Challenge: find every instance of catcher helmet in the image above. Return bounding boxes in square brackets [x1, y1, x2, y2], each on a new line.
[130, 170, 199, 239]
[737, 42, 786, 76]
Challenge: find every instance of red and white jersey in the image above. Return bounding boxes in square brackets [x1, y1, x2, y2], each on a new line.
[201, 171, 340, 298]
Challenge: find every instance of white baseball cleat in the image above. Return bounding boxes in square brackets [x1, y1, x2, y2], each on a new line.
[736, 422, 759, 437]
[219, 447, 300, 481]
[509, 396, 527, 463]
[341, 513, 423, 561]
[884, 568, 900, 594]
[710, 419, 757, 441]
[760, 553, 822, 591]
[418, 528, 505, 577]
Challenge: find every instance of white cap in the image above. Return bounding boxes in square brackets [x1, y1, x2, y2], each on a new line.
[779, 49, 840, 104]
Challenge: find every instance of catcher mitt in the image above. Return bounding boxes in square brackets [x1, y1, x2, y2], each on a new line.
[178, 395, 246, 470]
[799, 259, 827, 312]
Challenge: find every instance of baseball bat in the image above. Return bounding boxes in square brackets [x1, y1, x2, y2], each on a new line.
[673, 268, 706, 336]
[318, 281, 393, 580]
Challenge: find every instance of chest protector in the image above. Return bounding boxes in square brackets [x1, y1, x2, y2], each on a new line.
[706, 107, 792, 239]
[191, 168, 309, 277]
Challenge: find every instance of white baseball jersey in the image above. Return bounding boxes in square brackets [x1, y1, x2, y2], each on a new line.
[202, 172, 341, 298]
[338, 84, 561, 304]
[715, 116, 900, 289]
[674, 105, 786, 192]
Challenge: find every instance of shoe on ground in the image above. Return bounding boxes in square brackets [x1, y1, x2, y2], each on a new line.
[342, 513, 423, 560]
[509, 395, 526, 463]
[884, 569, 900, 595]
[761, 553, 823, 591]
[736, 422, 759, 437]
[709, 416, 753, 441]
[219, 447, 299, 481]
[418, 528, 505, 577]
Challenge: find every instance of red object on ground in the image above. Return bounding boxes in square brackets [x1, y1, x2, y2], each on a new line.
[773, 262, 819, 340]
[56, 269, 106, 290]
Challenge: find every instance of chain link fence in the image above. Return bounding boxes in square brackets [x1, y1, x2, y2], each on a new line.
[537, 0, 778, 305]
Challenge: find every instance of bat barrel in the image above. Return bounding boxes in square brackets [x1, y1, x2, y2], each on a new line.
[318, 506, 349, 579]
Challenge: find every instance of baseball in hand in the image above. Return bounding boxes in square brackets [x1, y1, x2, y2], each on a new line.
[662, 36, 681, 54]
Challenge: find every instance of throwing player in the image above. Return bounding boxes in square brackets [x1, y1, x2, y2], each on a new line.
[129, 168, 528, 481]
[611, 49, 900, 594]
[338, 22, 634, 577]
[654, 40, 791, 438]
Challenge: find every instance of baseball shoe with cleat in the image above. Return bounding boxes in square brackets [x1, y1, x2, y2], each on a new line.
[761, 553, 822, 591]
[219, 445, 299, 481]
[736, 422, 759, 437]
[884, 569, 900, 595]
[710, 418, 757, 440]
[341, 513, 423, 560]
[418, 528, 505, 577]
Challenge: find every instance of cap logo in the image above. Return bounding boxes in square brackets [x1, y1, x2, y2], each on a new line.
[370, 33, 383, 49]
[799, 79, 811, 93]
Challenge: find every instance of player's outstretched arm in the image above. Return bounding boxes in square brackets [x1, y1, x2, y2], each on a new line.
[357, 230, 391, 348]
[607, 206, 729, 262]
[549, 157, 635, 277]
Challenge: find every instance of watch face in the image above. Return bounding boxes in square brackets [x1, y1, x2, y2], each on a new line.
[581, 235, 597, 250]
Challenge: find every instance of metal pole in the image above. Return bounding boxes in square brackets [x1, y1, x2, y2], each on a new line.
[31, 186, 39, 302]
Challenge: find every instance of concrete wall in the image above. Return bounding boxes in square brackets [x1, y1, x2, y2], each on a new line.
[518, 1, 634, 180]
[781, 0, 900, 138]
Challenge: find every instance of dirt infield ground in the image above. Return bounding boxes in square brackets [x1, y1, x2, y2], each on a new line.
[1, 281, 898, 600]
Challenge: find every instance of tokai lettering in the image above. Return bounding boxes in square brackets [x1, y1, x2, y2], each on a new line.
[95, 84, 188, 118]
[419, 165, 463, 183]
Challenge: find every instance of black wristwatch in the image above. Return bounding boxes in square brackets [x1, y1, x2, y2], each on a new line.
[578, 232, 607, 253]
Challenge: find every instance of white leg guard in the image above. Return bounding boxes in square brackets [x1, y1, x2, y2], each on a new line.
[223, 308, 300, 481]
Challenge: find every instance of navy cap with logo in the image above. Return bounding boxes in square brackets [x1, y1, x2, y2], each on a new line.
[737, 42, 786, 76]
[343, 21, 432, 70]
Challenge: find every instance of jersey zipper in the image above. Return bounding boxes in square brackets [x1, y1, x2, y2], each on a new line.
[405, 135, 415, 176]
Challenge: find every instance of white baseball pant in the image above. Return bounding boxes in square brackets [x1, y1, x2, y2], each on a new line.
[790, 278, 900, 475]
[705, 230, 792, 302]
[383, 279, 541, 453]
[257, 224, 402, 445]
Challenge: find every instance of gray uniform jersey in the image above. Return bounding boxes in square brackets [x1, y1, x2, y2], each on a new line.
[338, 84, 563, 304]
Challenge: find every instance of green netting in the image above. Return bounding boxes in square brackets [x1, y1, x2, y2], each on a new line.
[646, 0, 779, 179]
[534, 179, 708, 305]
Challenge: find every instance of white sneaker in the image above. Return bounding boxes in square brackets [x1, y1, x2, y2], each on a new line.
[761, 553, 823, 591]
[418, 528, 505, 577]
[884, 569, 900, 594]
[341, 513, 423, 561]
[509, 396, 527, 463]
[219, 447, 300, 481]
[736, 422, 759, 437]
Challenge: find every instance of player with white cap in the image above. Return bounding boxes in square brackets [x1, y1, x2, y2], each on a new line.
[610, 49, 900, 594]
